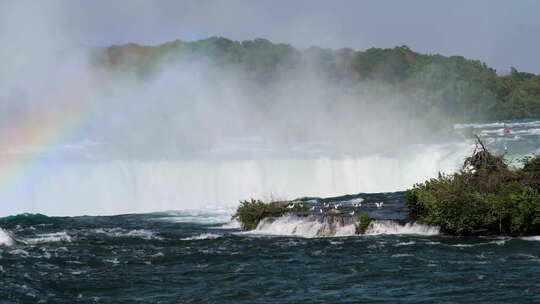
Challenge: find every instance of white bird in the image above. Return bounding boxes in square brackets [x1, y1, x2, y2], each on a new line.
[324, 203, 330, 208]
[309, 206, 315, 211]
[287, 203, 295, 209]
[319, 209, 323, 213]
[335, 203, 342, 209]
[349, 211, 355, 215]
[375, 202, 384, 208]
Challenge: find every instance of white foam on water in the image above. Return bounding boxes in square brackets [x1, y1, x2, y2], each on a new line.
[521, 236, 540, 241]
[391, 253, 414, 258]
[515, 253, 538, 259]
[92, 228, 162, 240]
[455, 120, 540, 130]
[365, 220, 440, 235]
[158, 208, 235, 225]
[345, 198, 365, 204]
[71, 270, 85, 275]
[243, 215, 441, 238]
[181, 233, 222, 240]
[20, 232, 72, 245]
[250, 214, 356, 238]
[452, 244, 478, 248]
[149, 252, 164, 258]
[104, 258, 120, 264]
[0, 229, 14, 246]
[9, 249, 29, 257]
[215, 219, 242, 229]
[395, 241, 416, 246]
[0, 141, 469, 217]
[455, 122, 503, 129]
[489, 238, 508, 246]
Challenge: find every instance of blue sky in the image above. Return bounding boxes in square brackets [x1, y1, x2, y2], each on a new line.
[6, 0, 540, 73]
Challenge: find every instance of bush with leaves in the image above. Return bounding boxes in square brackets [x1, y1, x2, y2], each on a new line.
[354, 214, 373, 235]
[407, 137, 540, 235]
[232, 199, 308, 230]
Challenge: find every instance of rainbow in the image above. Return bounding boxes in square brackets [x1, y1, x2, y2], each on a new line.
[0, 73, 106, 208]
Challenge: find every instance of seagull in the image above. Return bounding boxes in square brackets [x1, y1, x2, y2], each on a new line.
[319, 209, 323, 213]
[335, 203, 342, 209]
[375, 202, 384, 208]
[324, 203, 330, 208]
[349, 211, 355, 215]
[287, 203, 296, 209]
[309, 206, 315, 211]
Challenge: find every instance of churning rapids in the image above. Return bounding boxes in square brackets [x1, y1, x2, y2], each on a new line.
[2, 119, 540, 303]
[1, 211, 540, 303]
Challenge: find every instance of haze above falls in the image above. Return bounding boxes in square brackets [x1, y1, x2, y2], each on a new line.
[0, 4, 475, 216]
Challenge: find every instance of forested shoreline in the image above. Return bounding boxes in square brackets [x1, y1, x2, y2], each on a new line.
[92, 37, 540, 123]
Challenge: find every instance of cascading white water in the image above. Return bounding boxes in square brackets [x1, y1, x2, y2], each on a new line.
[0, 141, 469, 216]
[365, 220, 440, 235]
[253, 214, 356, 237]
[0, 6, 480, 218]
[250, 214, 440, 237]
[0, 228, 14, 246]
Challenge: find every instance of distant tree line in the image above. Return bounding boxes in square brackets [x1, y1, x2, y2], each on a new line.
[92, 37, 540, 123]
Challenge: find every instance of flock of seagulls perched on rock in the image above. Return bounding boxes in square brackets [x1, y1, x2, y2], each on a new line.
[317, 201, 384, 210]
[285, 200, 385, 215]
[283, 199, 384, 216]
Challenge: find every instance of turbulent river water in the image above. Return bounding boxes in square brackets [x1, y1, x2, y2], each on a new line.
[1, 119, 540, 303]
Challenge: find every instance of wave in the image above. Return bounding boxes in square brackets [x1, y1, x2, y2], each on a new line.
[521, 236, 540, 241]
[158, 209, 235, 225]
[181, 233, 222, 240]
[91, 228, 162, 240]
[216, 219, 241, 229]
[0, 228, 14, 246]
[247, 215, 440, 238]
[365, 220, 440, 235]
[455, 120, 540, 130]
[250, 214, 355, 238]
[344, 197, 365, 204]
[19, 232, 72, 245]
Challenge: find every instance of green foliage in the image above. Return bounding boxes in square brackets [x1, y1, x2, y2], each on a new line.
[354, 213, 373, 235]
[93, 37, 540, 122]
[232, 199, 308, 231]
[407, 142, 540, 236]
[522, 155, 540, 173]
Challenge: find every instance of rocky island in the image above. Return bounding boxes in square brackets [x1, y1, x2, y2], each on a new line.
[233, 137, 540, 236]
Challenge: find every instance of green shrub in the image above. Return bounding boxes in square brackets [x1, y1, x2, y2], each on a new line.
[407, 139, 540, 236]
[232, 199, 308, 230]
[354, 213, 373, 235]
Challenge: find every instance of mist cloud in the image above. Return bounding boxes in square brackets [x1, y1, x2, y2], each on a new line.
[0, 1, 459, 162]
